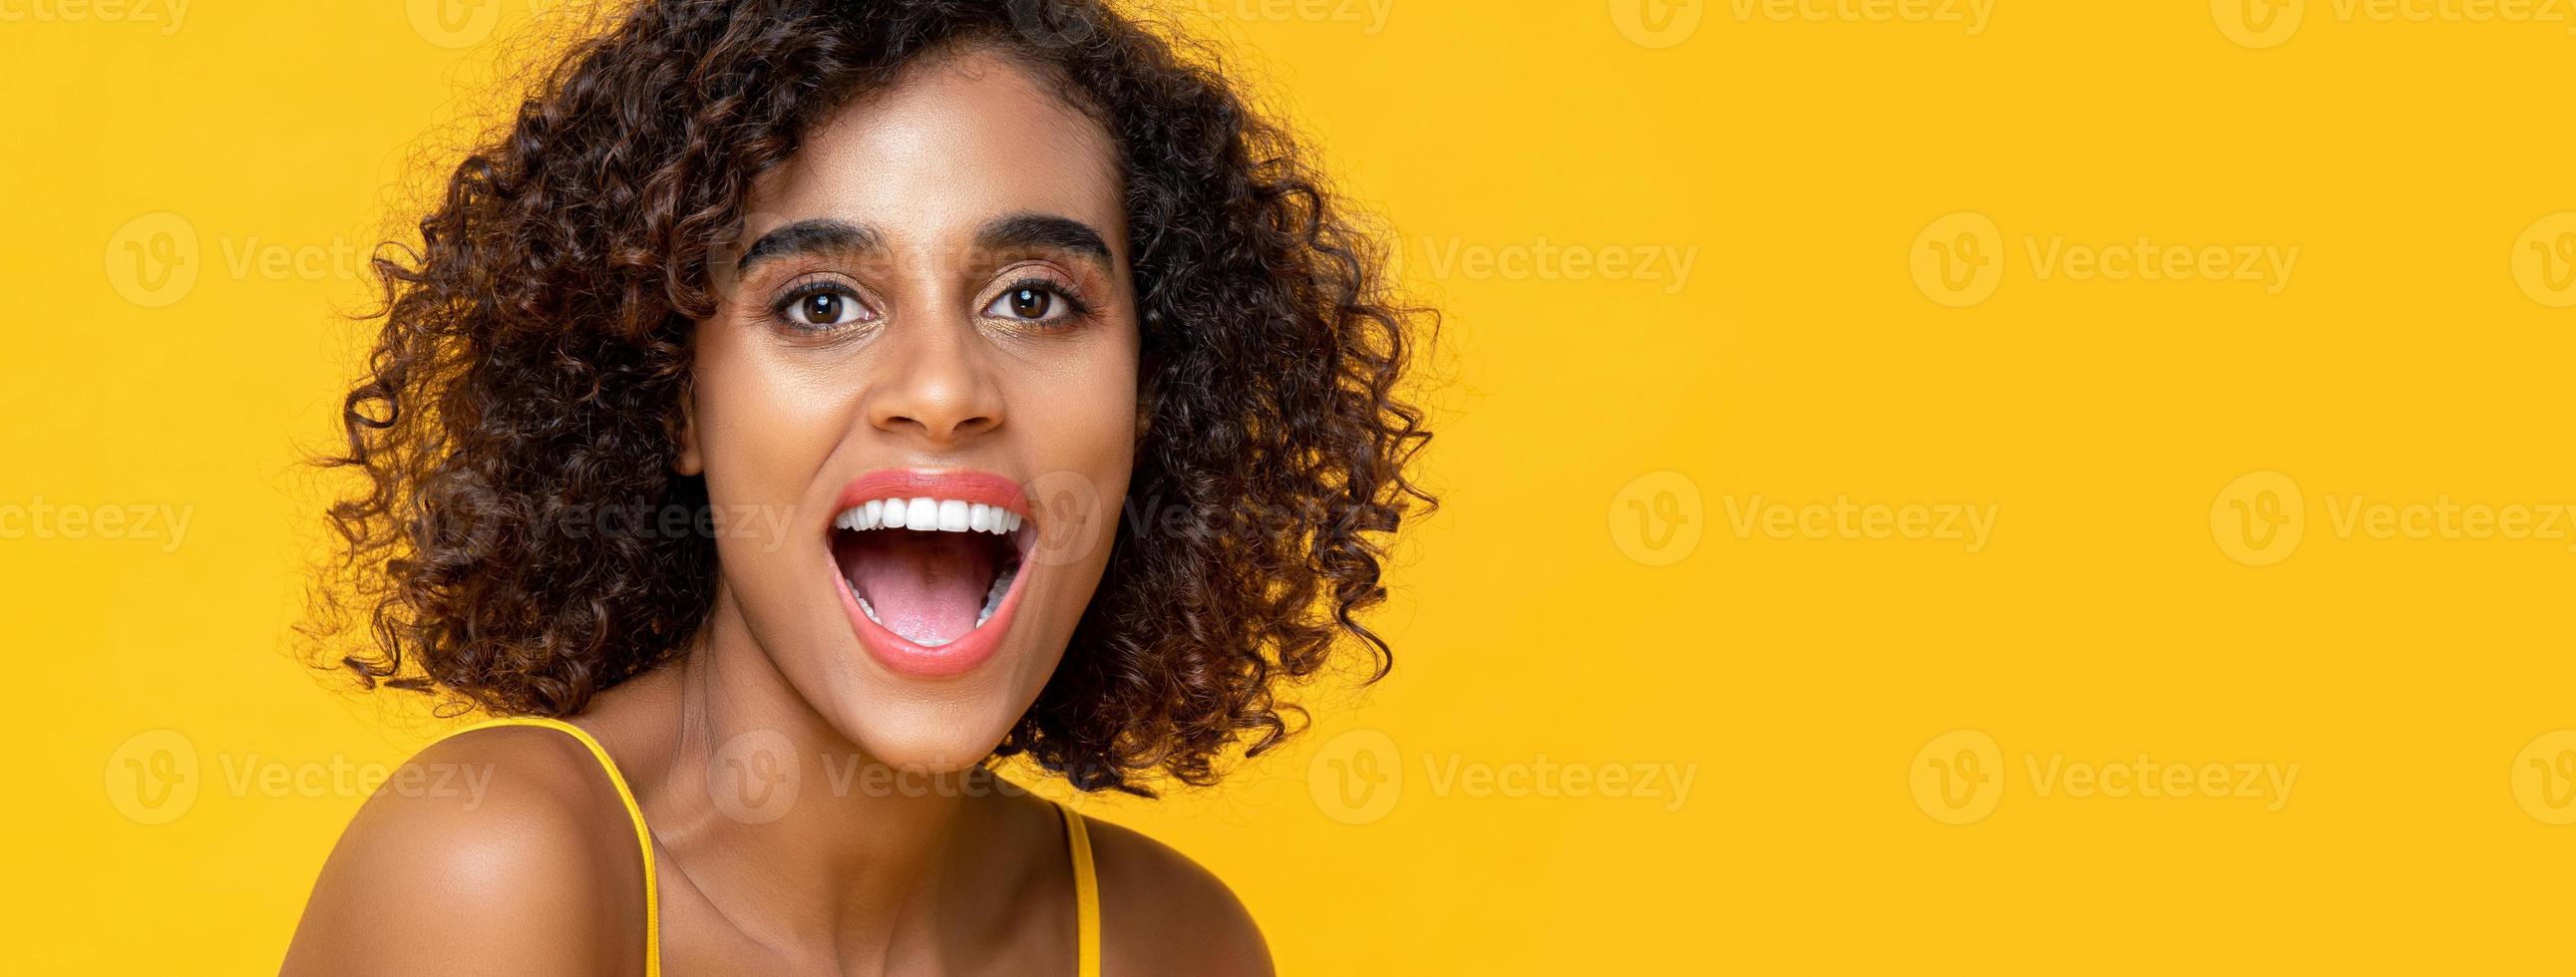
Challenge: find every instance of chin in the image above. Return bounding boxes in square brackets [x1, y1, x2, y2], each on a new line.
[833, 699, 1025, 776]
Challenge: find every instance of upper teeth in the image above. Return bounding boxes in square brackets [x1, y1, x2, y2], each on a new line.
[834, 497, 1023, 534]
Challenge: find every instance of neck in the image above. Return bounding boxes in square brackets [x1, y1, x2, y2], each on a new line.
[623, 582, 1013, 964]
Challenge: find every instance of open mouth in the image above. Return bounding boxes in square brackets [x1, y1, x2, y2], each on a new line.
[826, 474, 1036, 678]
[832, 496, 1025, 647]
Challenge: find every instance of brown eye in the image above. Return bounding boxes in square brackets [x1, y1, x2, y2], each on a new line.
[776, 282, 871, 329]
[1007, 287, 1050, 319]
[983, 281, 1078, 325]
[804, 293, 844, 322]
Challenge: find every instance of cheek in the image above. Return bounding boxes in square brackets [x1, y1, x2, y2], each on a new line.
[1051, 357, 1137, 468]
[691, 324, 852, 528]
[1010, 339, 1140, 571]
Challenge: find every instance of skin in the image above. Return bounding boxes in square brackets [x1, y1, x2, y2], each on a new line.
[285, 47, 1272, 976]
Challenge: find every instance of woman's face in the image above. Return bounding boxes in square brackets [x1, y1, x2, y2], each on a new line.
[683, 48, 1138, 772]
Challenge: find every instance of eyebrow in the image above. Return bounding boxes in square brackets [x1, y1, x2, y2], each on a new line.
[736, 218, 882, 273]
[975, 212, 1112, 260]
[733, 212, 1114, 274]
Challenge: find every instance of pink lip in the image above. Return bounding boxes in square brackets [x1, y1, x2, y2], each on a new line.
[833, 470, 1030, 520]
[828, 470, 1033, 680]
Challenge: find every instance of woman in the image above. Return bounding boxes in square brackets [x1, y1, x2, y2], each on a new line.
[283, 1, 1430, 973]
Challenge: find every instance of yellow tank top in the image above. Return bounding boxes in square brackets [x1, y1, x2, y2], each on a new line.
[454, 717, 1103, 977]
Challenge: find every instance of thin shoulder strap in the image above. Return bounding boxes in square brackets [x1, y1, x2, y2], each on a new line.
[453, 717, 662, 977]
[1057, 802, 1102, 977]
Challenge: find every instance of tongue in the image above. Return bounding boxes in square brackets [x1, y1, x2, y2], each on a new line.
[844, 530, 997, 647]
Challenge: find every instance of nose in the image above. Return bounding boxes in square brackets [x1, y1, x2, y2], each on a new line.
[862, 318, 1004, 447]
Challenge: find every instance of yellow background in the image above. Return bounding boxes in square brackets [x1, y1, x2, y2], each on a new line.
[9, 0, 2576, 972]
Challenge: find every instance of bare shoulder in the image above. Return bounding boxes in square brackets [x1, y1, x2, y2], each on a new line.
[1083, 814, 1274, 976]
[282, 724, 651, 977]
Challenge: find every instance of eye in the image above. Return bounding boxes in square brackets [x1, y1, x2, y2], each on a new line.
[1004, 287, 1052, 319]
[981, 279, 1085, 326]
[775, 282, 872, 330]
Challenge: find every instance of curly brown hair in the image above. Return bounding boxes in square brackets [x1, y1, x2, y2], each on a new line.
[311, 0, 1432, 793]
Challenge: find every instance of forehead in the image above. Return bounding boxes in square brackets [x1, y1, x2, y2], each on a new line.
[742, 48, 1125, 251]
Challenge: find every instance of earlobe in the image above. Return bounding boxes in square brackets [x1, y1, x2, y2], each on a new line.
[673, 390, 703, 477]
